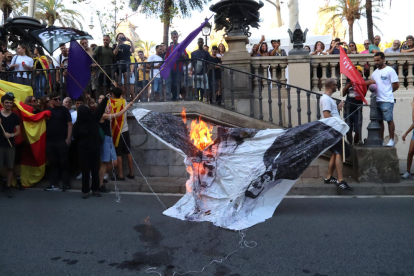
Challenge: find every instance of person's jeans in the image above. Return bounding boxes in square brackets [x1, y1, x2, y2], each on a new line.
[35, 74, 47, 99]
[46, 140, 70, 188]
[166, 71, 181, 101]
[80, 148, 100, 194]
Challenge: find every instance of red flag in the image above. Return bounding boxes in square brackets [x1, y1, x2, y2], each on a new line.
[339, 47, 368, 104]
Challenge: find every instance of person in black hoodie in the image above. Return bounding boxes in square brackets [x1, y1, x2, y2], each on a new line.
[73, 95, 109, 199]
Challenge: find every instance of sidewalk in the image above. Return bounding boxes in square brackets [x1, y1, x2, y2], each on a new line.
[31, 176, 414, 196]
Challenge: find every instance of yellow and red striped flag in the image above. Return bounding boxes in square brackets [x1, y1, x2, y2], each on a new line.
[110, 97, 125, 147]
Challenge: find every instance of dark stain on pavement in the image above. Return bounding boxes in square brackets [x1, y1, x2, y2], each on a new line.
[109, 263, 119, 266]
[62, 259, 70, 262]
[98, 260, 106, 264]
[51, 257, 61, 261]
[117, 248, 175, 271]
[302, 269, 311, 273]
[214, 264, 231, 276]
[133, 224, 163, 247]
[67, 260, 78, 265]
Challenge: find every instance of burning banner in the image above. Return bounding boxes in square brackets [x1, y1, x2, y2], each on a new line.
[132, 108, 349, 230]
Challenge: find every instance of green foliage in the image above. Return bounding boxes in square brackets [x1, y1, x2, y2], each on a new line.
[135, 39, 156, 56]
[0, 0, 28, 22]
[95, 0, 126, 42]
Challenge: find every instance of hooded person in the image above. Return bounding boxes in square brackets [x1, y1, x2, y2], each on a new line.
[73, 95, 109, 199]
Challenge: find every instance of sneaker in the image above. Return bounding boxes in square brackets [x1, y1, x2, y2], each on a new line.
[336, 180, 353, 191]
[82, 193, 89, 199]
[99, 186, 110, 193]
[386, 139, 394, 147]
[104, 174, 109, 180]
[76, 173, 82, 180]
[4, 186, 12, 198]
[16, 182, 25, 190]
[402, 172, 411, 179]
[44, 185, 59, 191]
[92, 191, 102, 197]
[126, 174, 135, 180]
[324, 176, 338, 184]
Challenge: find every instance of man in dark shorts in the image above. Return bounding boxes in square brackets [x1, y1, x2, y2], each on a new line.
[113, 33, 135, 99]
[93, 35, 115, 95]
[111, 88, 134, 180]
[0, 92, 21, 198]
[44, 92, 73, 191]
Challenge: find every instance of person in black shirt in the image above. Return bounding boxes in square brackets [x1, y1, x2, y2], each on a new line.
[191, 38, 210, 101]
[208, 45, 222, 104]
[0, 92, 21, 198]
[113, 33, 135, 99]
[44, 92, 73, 191]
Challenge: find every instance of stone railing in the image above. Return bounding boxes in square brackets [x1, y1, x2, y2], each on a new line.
[251, 56, 289, 90]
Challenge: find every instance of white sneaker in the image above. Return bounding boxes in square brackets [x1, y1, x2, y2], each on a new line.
[402, 172, 411, 179]
[76, 173, 82, 180]
[386, 139, 395, 147]
[104, 174, 109, 180]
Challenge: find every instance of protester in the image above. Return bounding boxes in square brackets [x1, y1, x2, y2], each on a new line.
[304, 46, 311, 53]
[269, 39, 287, 56]
[90, 44, 97, 51]
[0, 93, 21, 198]
[384, 40, 401, 53]
[401, 98, 414, 179]
[111, 88, 134, 181]
[44, 92, 72, 191]
[73, 94, 109, 199]
[342, 66, 364, 145]
[137, 50, 149, 102]
[33, 46, 50, 98]
[160, 42, 167, 59]
[192, 38, 210, 101]
[259, 42, 269, 56]
[401, 35, 414, 53]
[328, 38, 348, 54]
[360, 40, 370, 54]
[250, 44, 260, 57]
[208, 45, 222, 103]
[347, 42, 359, 54]
[165, 30, 188, 101]
[54, 43, 69, 68]
[320, 78, 352, 191]
[9, 44, 34, 85]
[113, 33, 135, 98]
[147, 45, 163, 102]
[99, 94, 134, 193]
[93, 35, 115, 95]
[39, 95, 50, 112]
[203, 45, 209, 52]
[69, 97, 83, 180]
[24, 96, 36, 107]
[311, 41, 328, 55]
[62, 97, 73, 112]
[369, 36, 381, 53]
[371, 52, 399, 147]
[218, 43, 226, 58]
[2, 52, 13, 72]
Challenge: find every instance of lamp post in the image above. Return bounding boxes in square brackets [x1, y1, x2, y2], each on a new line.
[201, 17, 212, 46]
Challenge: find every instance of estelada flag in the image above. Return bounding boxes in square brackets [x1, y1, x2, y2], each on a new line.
[339, 46, 368, 104]
[110, 97, 125, 147]
[0, 87, 51, 187]
[33, 55, 53, 91]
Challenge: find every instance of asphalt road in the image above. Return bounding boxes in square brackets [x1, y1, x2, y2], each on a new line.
[0, 190, 413, 276]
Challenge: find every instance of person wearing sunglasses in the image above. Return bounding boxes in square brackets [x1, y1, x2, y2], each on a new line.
[347, 42, 359, 54]
[360, 40, 370, 54]
[44, 92, 73, 192]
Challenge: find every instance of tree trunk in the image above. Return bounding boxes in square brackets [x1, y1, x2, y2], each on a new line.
[162, 0, 172, 45]
[3, 6, 12, 23]
[287, 0, 299, 31]
[275, 0, 283, 28]
[366, 0, 374, 43]
[348, 20, 354, 42]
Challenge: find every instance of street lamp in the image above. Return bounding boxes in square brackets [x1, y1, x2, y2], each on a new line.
[201, 17, 212, 46]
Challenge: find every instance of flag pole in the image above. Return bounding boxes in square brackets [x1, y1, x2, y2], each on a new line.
[341, 73, 345, 162]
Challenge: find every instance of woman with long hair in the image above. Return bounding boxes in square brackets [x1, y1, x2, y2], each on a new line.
[39, 95, 50, 112]
[250, 44, 259, 57]
[259, 42, 269, 56]
[347, 41, 359, 54]
[24, 96, 36, 107]
[311, 41, 328, 55]
[33, 46, 51, 98]
[217, 43, 226, 58]
[2, 52, 14, 72]
[8, 44, 34, 85]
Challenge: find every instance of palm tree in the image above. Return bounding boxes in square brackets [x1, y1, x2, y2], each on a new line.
[0, 0, 27, 23]
[136, 40, 156, 56]
[129, 0, 210, 45]
[318, 0, 382, 42]
[366, 0, 391, 43]
[22, 0, 84, 29]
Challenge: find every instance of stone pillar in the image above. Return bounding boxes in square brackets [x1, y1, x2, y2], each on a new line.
[221, 35, 252, 115]
[287, 55, 311, 91]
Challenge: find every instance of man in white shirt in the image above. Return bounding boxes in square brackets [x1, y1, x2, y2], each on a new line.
[320, 78, 353, 191]
[371, 52, 399, 147]
[147, 45, 164, 102]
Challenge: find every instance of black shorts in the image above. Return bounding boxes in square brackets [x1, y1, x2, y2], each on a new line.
[115, 131, 131, 156]
[98, 72, 112, 88]
[137, 80, 149, 89]
[115, 63, 128, 74]
[329, 140, 351, 158]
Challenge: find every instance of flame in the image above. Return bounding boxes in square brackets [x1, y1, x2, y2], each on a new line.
[190, 117, 213, 151]
[181, 107, 187, 124]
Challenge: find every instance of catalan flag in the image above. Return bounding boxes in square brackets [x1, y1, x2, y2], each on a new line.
[0, 82, 51, 187]
[33, 55, 52, 91]
[110, 97, 125, 147]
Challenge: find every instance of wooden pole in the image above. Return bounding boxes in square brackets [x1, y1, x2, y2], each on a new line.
[0, 122, 12, 147]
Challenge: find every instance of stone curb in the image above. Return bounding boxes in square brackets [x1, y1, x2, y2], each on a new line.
[29, 177, 414, 196]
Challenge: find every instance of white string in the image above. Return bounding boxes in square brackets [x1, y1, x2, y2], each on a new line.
[107, 98, 121, 203]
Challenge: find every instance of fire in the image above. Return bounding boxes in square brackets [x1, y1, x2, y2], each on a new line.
[181, 108, 213, 151]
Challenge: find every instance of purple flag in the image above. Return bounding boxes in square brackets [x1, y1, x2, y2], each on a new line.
[66, 40, 92, 100]
[160, 16, 213, 80]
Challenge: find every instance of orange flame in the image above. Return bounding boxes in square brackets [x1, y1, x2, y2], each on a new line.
[181, 107, 187, 124]
[190, 117, 213, 151]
